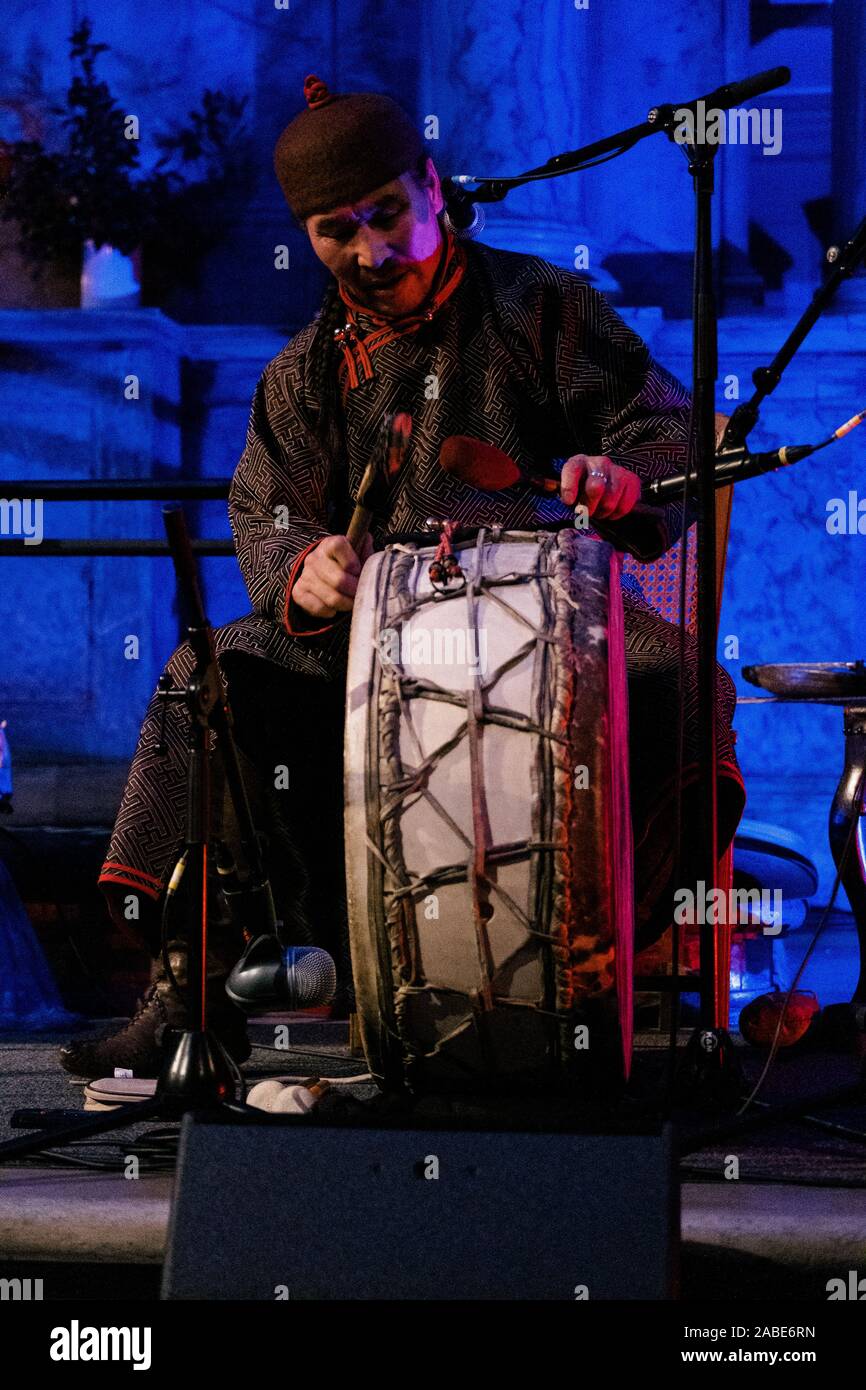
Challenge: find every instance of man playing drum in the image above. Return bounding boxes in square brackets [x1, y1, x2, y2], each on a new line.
[60, 76, 744, 1079]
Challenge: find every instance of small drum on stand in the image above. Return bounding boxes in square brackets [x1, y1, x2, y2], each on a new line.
[344, 527, 634, 1095]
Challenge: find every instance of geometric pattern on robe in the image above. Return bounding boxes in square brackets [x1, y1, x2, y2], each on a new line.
[98, 239, 745, 927]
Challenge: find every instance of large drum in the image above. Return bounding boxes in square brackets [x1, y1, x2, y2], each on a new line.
[344, 527, 634, 1094]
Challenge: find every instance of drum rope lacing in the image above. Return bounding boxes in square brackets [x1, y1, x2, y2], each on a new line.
[370, 530, 587, 1077]
[363, 831, 559, 913]
[355, 528, 632, 1086]
[374, 538, 568, 946]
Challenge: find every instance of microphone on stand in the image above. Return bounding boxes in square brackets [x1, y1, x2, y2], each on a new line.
[643, 441, 815, 500]
[440, 409, 866, 508]
[215, 842, 338, 1013]
[644, 407, 866, 500]
[225, 935, 337, 1013]
[442, 177, 486, 240]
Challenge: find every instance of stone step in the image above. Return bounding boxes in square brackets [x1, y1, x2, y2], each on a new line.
[3, 763, 127, 826]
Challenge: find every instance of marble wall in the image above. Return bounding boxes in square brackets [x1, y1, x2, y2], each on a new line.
[2, 0, 835, 319]
[638, 307, 866, 906]
[0, 311, 284, 760]
[0, 0, 862, 911]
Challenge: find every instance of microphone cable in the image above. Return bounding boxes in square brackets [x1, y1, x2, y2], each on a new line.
[661, 388, 698, 1113]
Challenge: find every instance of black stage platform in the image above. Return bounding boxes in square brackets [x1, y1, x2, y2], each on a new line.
[0, 1018, 863, 1301]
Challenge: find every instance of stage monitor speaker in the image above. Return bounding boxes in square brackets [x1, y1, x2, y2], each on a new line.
[162, 1117, 678, 1300]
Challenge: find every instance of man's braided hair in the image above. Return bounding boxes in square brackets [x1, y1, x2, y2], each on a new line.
[309, 277, 348, 479]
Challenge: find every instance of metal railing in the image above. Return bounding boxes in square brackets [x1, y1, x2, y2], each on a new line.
[0, 478, 233, 556]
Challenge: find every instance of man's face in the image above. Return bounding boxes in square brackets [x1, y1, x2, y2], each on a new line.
[306, 158, 444, 315]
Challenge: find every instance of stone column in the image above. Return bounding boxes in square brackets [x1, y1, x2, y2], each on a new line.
[831, 0, 866, 308]
[416, 0, 756, 310]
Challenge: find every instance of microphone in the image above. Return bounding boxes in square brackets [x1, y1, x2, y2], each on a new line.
[225, 935, 337, 1013]
[705, 65, 790, 111]
[441, 178, 486, 240]
[648, 67, 791, 131]
[284, 946, 337, 1009]
[216, 840, 337, 1014]
[642, 440, 817, 501]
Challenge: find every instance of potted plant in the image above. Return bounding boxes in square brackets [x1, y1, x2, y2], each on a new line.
[0, 18, 253, 310]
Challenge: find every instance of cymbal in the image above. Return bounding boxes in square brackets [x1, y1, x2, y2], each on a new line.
[742, 660, 866, 699]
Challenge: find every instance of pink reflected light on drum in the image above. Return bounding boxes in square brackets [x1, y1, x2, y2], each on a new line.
[344, 527, 634, 1095]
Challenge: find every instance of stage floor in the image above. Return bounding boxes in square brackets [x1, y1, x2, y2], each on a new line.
[0, 1023, 864, 1301]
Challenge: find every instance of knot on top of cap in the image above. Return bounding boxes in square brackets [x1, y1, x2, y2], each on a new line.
[303, 75, 335, 110]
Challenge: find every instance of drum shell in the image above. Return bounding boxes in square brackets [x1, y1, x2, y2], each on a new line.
[344, 528, 633, 1094]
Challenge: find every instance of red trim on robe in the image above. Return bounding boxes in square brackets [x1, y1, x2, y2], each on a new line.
[98, 863, 162, 901]
[335, 229, 467, 396]
[282, 538, 345, 638]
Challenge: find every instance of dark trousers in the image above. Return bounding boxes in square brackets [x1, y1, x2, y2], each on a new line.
[219, 654, 349, 971]
[99, 606, 746, 977]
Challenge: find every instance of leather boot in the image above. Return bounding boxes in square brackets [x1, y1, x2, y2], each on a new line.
[58, 940, 251, 1079]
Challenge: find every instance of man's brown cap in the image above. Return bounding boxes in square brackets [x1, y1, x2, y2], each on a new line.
[274, 75, 425, 221]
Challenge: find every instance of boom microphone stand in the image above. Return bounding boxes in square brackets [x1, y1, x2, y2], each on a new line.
[0, 421, 413, 1159]
[0, 508, 281, 1163]
[446, 66, 791, 1102]
[720, 212, 866, 454]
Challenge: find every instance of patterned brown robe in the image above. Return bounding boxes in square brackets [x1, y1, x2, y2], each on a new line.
[99, 236, 745, 954]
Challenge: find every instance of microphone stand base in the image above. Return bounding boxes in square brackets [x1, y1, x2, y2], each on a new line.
[156, 1029, 239, 1114]
[673, 1026, 745, 1111]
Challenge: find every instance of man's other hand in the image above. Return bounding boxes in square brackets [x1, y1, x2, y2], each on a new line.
[560, 454, 641, 522]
